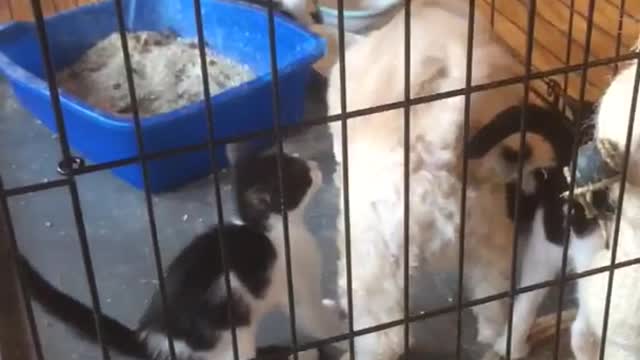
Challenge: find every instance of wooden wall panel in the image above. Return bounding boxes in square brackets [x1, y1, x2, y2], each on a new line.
[478, 0, 639, 101]
[0, 2, 13, 23]
[4, 0, 100, 21]
[9, 0, 33, 21]
[563, 0, 639, 48]
[477, 0, 601, 101]
[54, 0, 81, 12]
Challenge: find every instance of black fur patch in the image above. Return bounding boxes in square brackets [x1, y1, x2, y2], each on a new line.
[234, 153, 313, 230]
[469, 103, 600, 242]
[505, 181, 538, 234]
[539, 168, 572, 246]
[541, 168, 600, 243]
[501, 144, 533, 165]
[139, 224, 276, 350]
[467, 104, 574, 164]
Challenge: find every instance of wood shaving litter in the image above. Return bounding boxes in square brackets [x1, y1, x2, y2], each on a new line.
[57, 31, 255, 118]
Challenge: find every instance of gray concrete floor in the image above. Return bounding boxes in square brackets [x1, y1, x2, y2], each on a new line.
[0, 68, 575, 359]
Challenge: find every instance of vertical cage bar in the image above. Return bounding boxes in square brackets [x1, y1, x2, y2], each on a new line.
[552, 0, 597, 358]
[7, 1, 14, 18]
[490, 0, 495, 28]
[335, 0, 355, 355]
[0, 177, 45, 360]
[504, 1, 536, 359]
[597, 51, 640, 360]
[455, 0, 476, 358]
[27, 1, 111, 358]
[561, 0, 575, 115]
[265, 2, 299, 358]
[109, 0, 178, 358]
[613, 0, 627, 75]
[189, 0, 240, 359]
[402, 0, 411, 356]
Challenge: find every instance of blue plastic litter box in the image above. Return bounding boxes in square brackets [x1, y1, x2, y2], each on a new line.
[0, 0, 325, 192]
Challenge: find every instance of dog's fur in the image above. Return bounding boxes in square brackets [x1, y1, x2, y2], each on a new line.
[324, 1, 552, 358]
[571, 61, 640, 360]
[466, 103, 585, 358]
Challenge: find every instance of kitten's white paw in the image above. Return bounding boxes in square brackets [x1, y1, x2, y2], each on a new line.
[476, 320, 502, 344]
[492, 333, 530, 359]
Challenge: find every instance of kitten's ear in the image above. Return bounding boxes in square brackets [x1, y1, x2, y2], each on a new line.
[245, 186, 272, 212]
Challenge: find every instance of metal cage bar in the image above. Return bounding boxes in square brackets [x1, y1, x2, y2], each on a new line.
[561, 0, 575, 115]
[26, 1, 113, 358]
[454, 0, 476, 358]
[6, 51, 640, 200]
[281, 254, 640, 354]
[6, 1, 14, 19]
[108, 1, 179, 358]
[265, 1, 300, 358]
[335, 0, 355, 355]
[402, 0, 412, 357]
[189, 0, 242, 358]
[503, 1, 537, 359]
[597, 47, 640, 360]
[552, 1, 597, 358]
[0, 177, 46, 360]
[5, 1, 640, 359]
[614, 0, 628, 75]
[490, 0, 495, 28]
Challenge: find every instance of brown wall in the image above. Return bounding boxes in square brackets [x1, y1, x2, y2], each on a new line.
[477, 0, 640, 101]
[1, 0, 102, 22]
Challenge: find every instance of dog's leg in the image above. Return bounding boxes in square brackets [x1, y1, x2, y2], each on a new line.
[465, 262, 509, 345]
[492, 232, 563, 359]
[335, 216, 413, 360]
[570, 305, 600, 360]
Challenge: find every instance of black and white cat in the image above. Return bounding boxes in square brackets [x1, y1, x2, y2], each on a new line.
[18, 152, 344, 360]
[467, 101, 606, 358]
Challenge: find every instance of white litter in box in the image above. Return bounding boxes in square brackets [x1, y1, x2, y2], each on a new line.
[57, 31, 255, 118]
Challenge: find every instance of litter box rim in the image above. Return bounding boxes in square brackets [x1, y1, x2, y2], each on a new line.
[0, 0, 326, 129]
[317, 1, 399, 19]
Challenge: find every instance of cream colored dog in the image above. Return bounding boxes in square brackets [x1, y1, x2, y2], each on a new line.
[323, 0, 568, 358]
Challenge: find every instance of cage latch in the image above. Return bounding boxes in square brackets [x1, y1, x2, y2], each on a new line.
[56, 156, 86, 176]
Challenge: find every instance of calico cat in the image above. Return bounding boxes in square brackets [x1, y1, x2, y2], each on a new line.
[18, 152, 344, 360]
[467, 101, 605, 358]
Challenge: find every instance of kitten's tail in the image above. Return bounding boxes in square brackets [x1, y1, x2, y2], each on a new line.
[17, 254, 147, 358]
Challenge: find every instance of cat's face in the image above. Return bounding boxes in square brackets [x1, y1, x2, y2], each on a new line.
[467, 104, 574, 184]
[234, 152, 322, 224]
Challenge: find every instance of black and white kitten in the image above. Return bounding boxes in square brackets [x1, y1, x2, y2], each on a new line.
[18, 152, 344, 360]
[467, 102, 605, 358]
